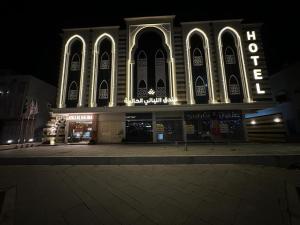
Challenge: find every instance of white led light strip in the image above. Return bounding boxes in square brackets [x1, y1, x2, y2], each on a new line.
[185, 28, 216, 104]
[58, 35, 86, 108]
[90, 33, 116, 107]
[218, 27, 252, 103]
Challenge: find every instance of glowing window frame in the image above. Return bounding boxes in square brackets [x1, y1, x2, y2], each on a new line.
[90, 33, 116, 107]
[58, 35, 86, 108]
[185, 28, 216, 104]
[126, 24, 177, 106]
[218, 27, 252, 103]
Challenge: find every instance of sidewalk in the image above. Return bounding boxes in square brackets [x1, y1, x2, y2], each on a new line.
[0, 143, 300, 167]
[0, 143, 300, 157]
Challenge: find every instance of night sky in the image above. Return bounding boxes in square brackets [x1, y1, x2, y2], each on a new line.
[0, 1, 299, 86]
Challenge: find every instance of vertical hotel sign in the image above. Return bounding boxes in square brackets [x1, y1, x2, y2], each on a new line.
[246, 31, 265, 94]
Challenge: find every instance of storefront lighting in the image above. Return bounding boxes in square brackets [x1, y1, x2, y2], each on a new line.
[273, 117, 281, 123]
[250, 120, 256, 125]
[28, 138, 34, 142]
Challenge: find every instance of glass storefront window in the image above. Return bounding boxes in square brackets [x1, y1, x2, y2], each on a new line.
[156, 120, 183, 142]
[185, 111, 244, 142]
[125, 113, 153, 142]
[68, 122, 93, 143]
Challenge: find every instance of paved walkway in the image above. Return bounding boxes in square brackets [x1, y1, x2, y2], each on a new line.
[1, 143, 300, 157]
[0, 164, 300, 225]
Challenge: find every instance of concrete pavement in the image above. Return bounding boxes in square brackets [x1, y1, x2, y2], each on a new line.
[1, 143, 300, 167]
[0, 164, 300, 225]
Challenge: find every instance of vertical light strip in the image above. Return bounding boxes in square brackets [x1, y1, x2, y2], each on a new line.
[127, 24, 177, 106]
[185, 28, 216, 104]
[58, 35, 86, 108]
[90, 33, 116, 107]
[78, 40, 86, 107]
[218, 27, 252, 104]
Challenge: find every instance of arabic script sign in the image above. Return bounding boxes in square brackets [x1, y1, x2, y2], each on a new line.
[124, 97, 177, 106]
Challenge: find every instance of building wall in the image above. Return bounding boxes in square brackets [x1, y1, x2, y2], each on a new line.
[0, 75, 56, 143]
[56, 17, 273, 110]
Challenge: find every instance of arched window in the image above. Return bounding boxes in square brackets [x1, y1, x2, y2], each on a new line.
[70, 53, 80, 71]
[137, 80, 147, 98]
[68, 81, 78, 100]
[193, 48, 204, 66]
[98, 80, 108, 99]
[155, 49, 166, 98]
[156, 79, 166, 97]
[229, 75, 240, 95]
[137, 50, 148, 98]
[225, 47, 236, 64]
[195, 76, 206, 96]
[100, 51, 110, 70]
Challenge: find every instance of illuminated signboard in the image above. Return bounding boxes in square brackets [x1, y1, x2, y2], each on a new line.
[246, 31, 265, 94]
[124, 97, 177, 106]
[68, 114, 93, 120]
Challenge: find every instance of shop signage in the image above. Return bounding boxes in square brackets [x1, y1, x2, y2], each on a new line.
[68, 114, 93, 121]
[124, 97, 177, 106]
[246, 31, 265, 95]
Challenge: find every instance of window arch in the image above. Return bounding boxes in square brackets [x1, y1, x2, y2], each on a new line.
[155, 49, 166, 98]
[185, 28, 215, 104]
[70, 53, 81, 71]
[127, 25, 177, 106]
[228, 75, 240, 96]
[68, 81, 79, 100]
[193, 48, 204, 66]
[100, 51, 110, 70]
[137, 50, 148, 98]
[58, 34, 86, 108]
[225, 47, 236, 64]
[99, 80, 109, 99]
[218, 27, 252, 103]
[137, 80, 147, 98]
[195, 76, 206, 97]
[90, 33, 116, 107]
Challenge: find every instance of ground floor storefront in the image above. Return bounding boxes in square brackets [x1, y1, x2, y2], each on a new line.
[51, 109, 246, 144]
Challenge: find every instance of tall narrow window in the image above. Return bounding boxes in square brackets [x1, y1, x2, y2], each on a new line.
[155, 49, 166, 98]
[94, 38, 113, 107]
[195, 76, 206, 97]
[99, 80, 108, 99]
[225, 47, 236, 64]
[188, 32, 210, 104]
[64, 38, 84, 108]
[218, 27, 251, 103]
[193, 48, 204, 66]
[68, 81, 78, 100]
[137, 50, 147, 98]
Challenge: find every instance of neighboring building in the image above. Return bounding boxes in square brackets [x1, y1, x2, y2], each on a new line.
[50, 15, 274, 144]
[0, 74, 56, 144]
[246, 61, 300, 142]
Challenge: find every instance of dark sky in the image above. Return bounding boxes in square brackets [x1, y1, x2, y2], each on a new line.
[0, 0, 299, 86]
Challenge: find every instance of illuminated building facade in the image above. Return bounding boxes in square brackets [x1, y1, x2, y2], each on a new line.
[51, 16, 273, 143]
